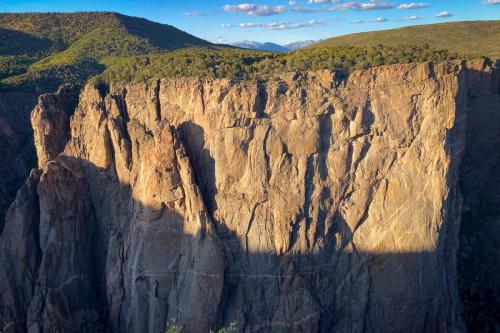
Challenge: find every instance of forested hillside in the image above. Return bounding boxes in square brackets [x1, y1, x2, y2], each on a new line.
[91, 44, 467, 84]
[313, 21, 500, 59]
[0, 12, 212, 92]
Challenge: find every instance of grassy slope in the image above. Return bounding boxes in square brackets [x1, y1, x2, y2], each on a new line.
[314, 21, 500, 59]
[0, 12, 213, 91]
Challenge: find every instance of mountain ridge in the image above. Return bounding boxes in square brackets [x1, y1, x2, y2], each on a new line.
[232, 40, 317, 52]
[0, 12, 215, 92]
[313, 20, 500, 59]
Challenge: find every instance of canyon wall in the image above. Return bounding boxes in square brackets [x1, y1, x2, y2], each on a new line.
[457, 61, 500, 331]
[0, 91, 37, 232]
[1, 60, 499, 332]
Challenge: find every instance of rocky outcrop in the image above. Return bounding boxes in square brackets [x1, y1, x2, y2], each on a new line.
[0, 84, 78, 233]
[31, 85, 80, 170]
[0, 60, 499, 332]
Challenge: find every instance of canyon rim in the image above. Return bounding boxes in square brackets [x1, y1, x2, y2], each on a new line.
[0, 58, 499, 332]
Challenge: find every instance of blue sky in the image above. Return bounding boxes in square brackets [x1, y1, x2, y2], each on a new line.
[0, 0, 499, 44]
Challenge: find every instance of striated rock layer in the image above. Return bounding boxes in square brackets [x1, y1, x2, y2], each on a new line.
[1, 60, 499, 332]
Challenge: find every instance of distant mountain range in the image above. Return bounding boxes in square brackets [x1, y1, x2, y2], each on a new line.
[232, 40, 317, 52]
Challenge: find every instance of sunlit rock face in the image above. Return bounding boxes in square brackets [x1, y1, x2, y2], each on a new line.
[0, 60, 499, 333]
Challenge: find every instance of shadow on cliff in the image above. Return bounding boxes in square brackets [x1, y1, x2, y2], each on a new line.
[0, 152, 462, 333]
[0, 84, 81, 233]
[172, 121, 459, 333]
[0, 91, 39, 233]
[458, 66, 500, 332]
[177, 121, 218, 214]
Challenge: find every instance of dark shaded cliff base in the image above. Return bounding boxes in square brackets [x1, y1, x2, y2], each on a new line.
[1, 156, 462, 333]
[0, 91, 37, 232]
[458, 65, 500, 332]
[0, 86, 79, 234]
[0, 60, 499, 332]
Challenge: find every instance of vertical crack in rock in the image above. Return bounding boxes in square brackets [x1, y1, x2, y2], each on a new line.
[198, 80, 206, 115]
[154, 80, 162, 123]
[253, 83, 268, 118]
[262, 125, 272, 185]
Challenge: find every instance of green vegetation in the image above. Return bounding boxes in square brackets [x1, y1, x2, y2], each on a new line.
[165, 319, 182, 333]
[91, 47, 280, 83]
[0, 13, 493, 93]
[91, 44, 467, 84]
[313, 20, 500, 60]
[211, 322, 238, 333]
[0, 12, 212, 92]
[0, 55, 37, 80]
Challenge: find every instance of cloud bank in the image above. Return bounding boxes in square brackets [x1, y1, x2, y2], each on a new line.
[224, 3, 286, 16]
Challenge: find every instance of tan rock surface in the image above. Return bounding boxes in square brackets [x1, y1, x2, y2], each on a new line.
[31, 85, 79, 170]
[1, 60, 499, 332]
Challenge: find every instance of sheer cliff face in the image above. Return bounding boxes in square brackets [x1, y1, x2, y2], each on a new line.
[0, 92, 38, 232]
[458, 61, 500, 331]
[1, 60, 499, 333]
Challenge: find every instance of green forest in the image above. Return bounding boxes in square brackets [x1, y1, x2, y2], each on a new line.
[92, 44, 469, 84]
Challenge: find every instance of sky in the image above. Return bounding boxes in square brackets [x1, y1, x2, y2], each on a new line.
[0, 0, 499, 45]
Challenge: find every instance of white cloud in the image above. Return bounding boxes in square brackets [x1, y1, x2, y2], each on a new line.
[308, 19, 325, 25]
[483, 0, 500, 4]
[183, 11, 205, 16]
[404, 15, 423, 20]
[435, 11, 452, 17]
[223, 3, 286, 16]
[398, 2, 428, 9]
[292, 6, 324, 13]
[351, 19, 364, 23]
[372, 16, 388, 22]
[331, 1, 395, 11]
[240, 22, 262, 27]
[221, 23, 235, 28]
[289, 0, 332, 5]
[309, 0, 338, 3]
[239, 19, 325, 30]
[293, 0, 394, 13]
